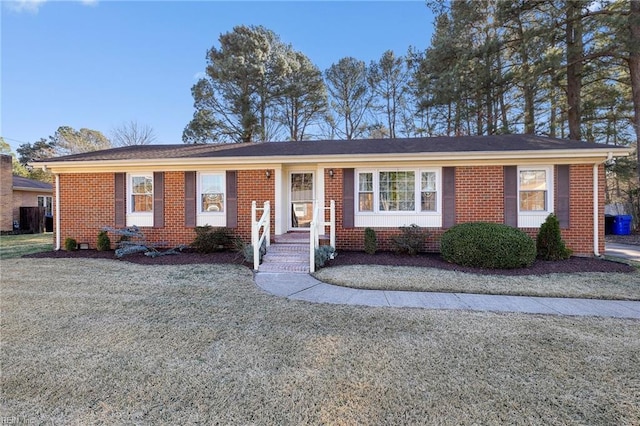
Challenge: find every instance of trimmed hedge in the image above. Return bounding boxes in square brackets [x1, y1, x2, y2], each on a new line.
[441, 222, 536, 269]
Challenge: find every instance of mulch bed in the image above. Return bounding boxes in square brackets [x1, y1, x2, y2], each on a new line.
[24, 248, 636, 275]
[24, 249, 247, 266]
[327, 251, 635, 275]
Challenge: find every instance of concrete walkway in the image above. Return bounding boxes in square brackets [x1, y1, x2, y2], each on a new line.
[254, 271, 640, 319]
[605, 243, 640, 262]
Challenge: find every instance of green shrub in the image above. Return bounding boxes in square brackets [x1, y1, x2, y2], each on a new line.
[191, 226, 233, 253]
[536, 214, 572, 260]
[315, 245, 336, 269]
[237, 239, 267, 264]
[96, 230, 111, 251]
[441, 222, 536, 269]
[364, 227, 377, 255]
[390, 224, 428, 255]
[63, 237, 78, 251]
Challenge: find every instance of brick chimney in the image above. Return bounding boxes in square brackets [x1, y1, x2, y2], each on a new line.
[1, 155, 14, 232]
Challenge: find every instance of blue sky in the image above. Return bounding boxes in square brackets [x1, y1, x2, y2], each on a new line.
[1, 1, 435, 152]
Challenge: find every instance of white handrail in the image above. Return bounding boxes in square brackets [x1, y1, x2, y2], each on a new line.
[309, 200, 335, 273]
[251, 200, 270, 272]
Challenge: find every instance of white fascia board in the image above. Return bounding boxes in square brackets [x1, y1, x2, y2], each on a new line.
[34, 147, 631, 173]
[12, 186, 53, 193]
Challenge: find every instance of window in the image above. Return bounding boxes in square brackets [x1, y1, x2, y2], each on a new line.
[379, 171, 415, 211]
[200, 173, 225, 213]
[356, 169, 440, 214]
[421, 172, 437, 212]
[517, 166, 553, 228]
[519, 169, 548, 211]
[358, 172, 373, 212]
[130, 174, 153, 213]
[38, 196, 53, 215]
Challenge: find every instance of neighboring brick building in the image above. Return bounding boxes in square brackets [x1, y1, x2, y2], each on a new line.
[1, 154, 53, 233]
[33, 135, 630, 256]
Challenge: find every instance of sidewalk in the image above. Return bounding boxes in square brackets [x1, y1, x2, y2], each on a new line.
[254, 272, 640, 319]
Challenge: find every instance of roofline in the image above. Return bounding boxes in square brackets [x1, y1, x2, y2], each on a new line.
[13, 186, 53, 193]
[33, 147, 632, 173]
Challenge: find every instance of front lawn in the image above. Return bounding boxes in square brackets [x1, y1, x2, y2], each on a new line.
[0, 233, 53, 260]
[2, 258, 638, 424]
[314, 264, 640, 300]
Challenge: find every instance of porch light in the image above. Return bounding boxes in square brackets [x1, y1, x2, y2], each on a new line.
[328, 169, 334, 179]
[265, 170, 271, 179]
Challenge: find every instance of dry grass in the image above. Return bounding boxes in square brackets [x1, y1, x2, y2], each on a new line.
[315, 265, 640, 301]
[2, 258, 639, 425]
[0, 233, 53, 260]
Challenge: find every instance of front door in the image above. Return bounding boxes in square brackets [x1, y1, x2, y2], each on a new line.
[290, 172, 314, 229]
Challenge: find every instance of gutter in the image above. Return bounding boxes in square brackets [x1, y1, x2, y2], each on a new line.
[12, 186, 53, 193]
[32, 147, 632, 173]
[55, 173, 61, 251]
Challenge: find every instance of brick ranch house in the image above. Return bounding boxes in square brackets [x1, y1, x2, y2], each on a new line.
[32, 135, 630, 257]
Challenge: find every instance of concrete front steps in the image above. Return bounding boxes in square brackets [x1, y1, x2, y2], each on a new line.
[259, 232, 311, 273]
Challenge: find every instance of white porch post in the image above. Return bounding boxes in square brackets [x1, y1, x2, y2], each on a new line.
[274, 167, 283, 236]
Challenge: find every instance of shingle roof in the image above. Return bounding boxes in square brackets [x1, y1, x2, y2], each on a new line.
[13, 176, 53, 191]
[35, 134, 623, 163]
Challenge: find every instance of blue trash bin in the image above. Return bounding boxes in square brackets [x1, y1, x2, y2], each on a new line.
[612, 215, 633, 235]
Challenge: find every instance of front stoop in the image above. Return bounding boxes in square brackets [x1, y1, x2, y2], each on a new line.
[260, 235, 311, 273]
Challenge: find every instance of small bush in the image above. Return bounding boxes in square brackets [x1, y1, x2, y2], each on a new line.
[390, 224, 428, 255]
[191, 226, 233, 253]
[63, 237, 78, 251]
[96, 230, 111, 251]
[364, 228, 377, 255]
[315, 245, 336, 269]
[237, 239, 267, 264]
[441, 222, 536, 269]
[537, 214, 572, 260]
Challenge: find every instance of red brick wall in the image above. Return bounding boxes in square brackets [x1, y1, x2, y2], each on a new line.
[1, 155, 15, 232]
[236, 169, 275, 243]
[58, 173, 116, 246]
[57, 170, 275, 249]
[327, 165, 602, 256]
[56, 164, 603, 256]
[455, 166, 504, 224]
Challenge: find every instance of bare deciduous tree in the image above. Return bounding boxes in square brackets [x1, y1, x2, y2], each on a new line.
[111, 121, 157, 146]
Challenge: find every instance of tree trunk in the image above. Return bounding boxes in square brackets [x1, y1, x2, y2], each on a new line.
[629, 0, 640, 181]
[550, 87, 557, 138]
[566, 0, 583, 141]
[516, 16, 536, 134]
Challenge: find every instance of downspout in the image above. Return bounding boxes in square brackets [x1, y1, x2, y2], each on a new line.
[55, 173, 61, 251]
[593, 163, 599, 256]
[593, 152, 613, 257]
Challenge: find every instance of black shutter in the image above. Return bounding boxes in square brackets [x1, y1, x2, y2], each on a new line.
[153, 172, 164, 228]
[556, 165, 570, 229]
[442, 167, 456, 228]
[226, 171, 238, 229]
[504, 166, 518, 227]
[342, 168, 354, 229]
[114, 173, 126, 228]
[184, 171, 196, 228]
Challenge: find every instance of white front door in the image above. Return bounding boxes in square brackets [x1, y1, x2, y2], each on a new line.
[289, 172, 314, 229]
